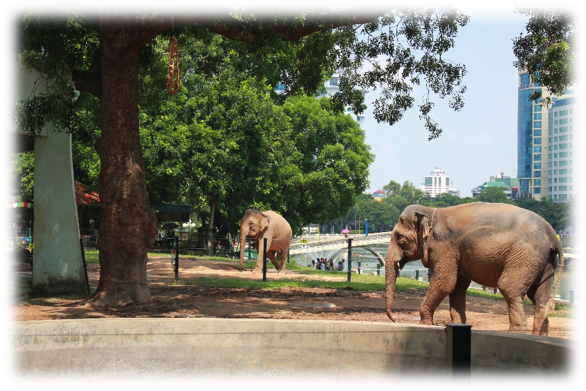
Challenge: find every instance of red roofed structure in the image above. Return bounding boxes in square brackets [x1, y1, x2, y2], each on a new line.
[75, 182, 100, 205]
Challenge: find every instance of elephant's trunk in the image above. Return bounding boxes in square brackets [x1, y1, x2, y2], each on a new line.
[239, 232, 247, 267]
[385, 258, 399, 322]
[384, 240, 402, 322]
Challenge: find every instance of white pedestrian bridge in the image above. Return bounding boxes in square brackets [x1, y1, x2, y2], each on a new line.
[289, 232, 578, 267]
[289, 232, 392, 265]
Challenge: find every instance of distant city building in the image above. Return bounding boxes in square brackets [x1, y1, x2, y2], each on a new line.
[420, 167, 459, 198]
[471, 169, 519, 200]
[517, 69, 576, 200]
[372, 189, 386, 201]
[322, 73, 368, 129]
[275, 72, 368, 129]
[547, 97, 577, 203]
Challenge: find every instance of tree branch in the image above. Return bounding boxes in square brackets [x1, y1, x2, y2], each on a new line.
[278, 6, 410, 41]
[71, 11, 387, 97]
[71, 47, 103, 99]
[138, 5, 411, 46]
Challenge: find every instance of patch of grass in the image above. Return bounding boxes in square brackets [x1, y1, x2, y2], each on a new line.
[182, 275, 433, 292]
[83, 250, 99, 264]
[83, 250, 200, 263]
[466, 288, 504, 301]
[551, 303, 573, 318]
[181, 276, 385, 291]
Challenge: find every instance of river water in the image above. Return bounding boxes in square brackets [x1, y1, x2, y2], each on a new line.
[293, 244, 577, 302]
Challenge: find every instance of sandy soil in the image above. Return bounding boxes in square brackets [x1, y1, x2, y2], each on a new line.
[14, 257, 574, 339]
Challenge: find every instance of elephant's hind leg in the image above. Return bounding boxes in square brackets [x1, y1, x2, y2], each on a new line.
[527, 262, 555, 335]
[498, 272, 530, 332]
[277, 250, 288, 273]
[266, 250, 281, 270]
[449, 275, 471, 324]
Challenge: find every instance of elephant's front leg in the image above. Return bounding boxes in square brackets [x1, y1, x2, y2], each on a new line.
[419, 268, 456, 325]
[253, 239, 263, 272]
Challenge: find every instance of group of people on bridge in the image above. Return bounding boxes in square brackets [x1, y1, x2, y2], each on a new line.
[311, 258, 346, 271]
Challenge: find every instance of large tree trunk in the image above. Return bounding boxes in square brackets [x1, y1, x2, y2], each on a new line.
[88, 16, 158, 306]
[207, 200, 216, 250]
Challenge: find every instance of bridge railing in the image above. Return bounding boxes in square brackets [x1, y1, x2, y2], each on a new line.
[289, 232, 392, 254]
[562, 247, 576, 258]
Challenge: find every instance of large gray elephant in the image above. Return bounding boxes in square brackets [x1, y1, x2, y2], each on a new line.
[239, 209, 292, 272]
[384, 202, 564, 335]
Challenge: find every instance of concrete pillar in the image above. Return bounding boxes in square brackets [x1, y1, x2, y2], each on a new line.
[16, 65, 87, 294]
[32, 130, 86, 294]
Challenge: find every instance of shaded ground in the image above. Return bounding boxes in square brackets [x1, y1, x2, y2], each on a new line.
[15, 257, 574, 339]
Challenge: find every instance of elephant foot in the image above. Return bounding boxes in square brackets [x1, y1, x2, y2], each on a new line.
[508, 324, 527, 333]
[419, 310, 434, 325]
[251, 268, 262, 273]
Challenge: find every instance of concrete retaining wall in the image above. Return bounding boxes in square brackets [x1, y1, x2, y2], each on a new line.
[14, 318, 572, 377]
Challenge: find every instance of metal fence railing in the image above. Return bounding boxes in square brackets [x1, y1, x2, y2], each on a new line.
[2, 227, 32, 251]
[149, 235, 239, 258]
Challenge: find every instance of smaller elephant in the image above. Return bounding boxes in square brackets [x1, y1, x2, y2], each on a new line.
[384, 203, 564, 335]
[239, 209, 292, 273]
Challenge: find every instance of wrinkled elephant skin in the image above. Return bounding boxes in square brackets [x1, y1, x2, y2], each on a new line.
[239, 210, 292, 273]
[384, 202, 564, 335]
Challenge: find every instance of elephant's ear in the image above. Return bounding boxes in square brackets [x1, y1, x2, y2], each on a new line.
[260, 213, 270, 232]
[415, 212, 430, 267]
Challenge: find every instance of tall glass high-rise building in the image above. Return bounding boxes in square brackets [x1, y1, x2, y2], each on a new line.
[517, 70, 576, 200]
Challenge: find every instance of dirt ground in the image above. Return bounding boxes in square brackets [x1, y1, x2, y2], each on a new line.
[15, 257, 574, 339]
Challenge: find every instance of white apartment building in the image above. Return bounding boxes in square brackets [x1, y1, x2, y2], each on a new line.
[275, 73, 368, 129]
[420, 167, 459, 198]
[547, 97, 578, 203]
[323, 73, 368, 129]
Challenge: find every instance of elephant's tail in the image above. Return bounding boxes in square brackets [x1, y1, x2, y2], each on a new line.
[547, 242, 565, 313]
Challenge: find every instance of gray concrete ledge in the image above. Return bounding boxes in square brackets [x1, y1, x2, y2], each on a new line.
[14, 318, 572, 377]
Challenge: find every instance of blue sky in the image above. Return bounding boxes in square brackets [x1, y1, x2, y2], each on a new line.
[363, 6, 531, 197]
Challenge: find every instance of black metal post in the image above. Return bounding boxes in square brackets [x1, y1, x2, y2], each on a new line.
[416, 269, 420, 281]
[174, 236, 179, 282]
[377, 264, 381, 276]
[287, 249, 290, 263]
[79, 238, 90, 295]
[445, 324, 472, 377]
[262, 237, 267, 282]
[347, 238, 352, 282]
[210, 232, 215, 257]
[358, 261, 361, 274]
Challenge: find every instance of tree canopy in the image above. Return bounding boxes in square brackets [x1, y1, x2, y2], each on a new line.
[17, 9, 469, 139]
[512, 8, 577, 105]
[10, 152, 34, 202]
